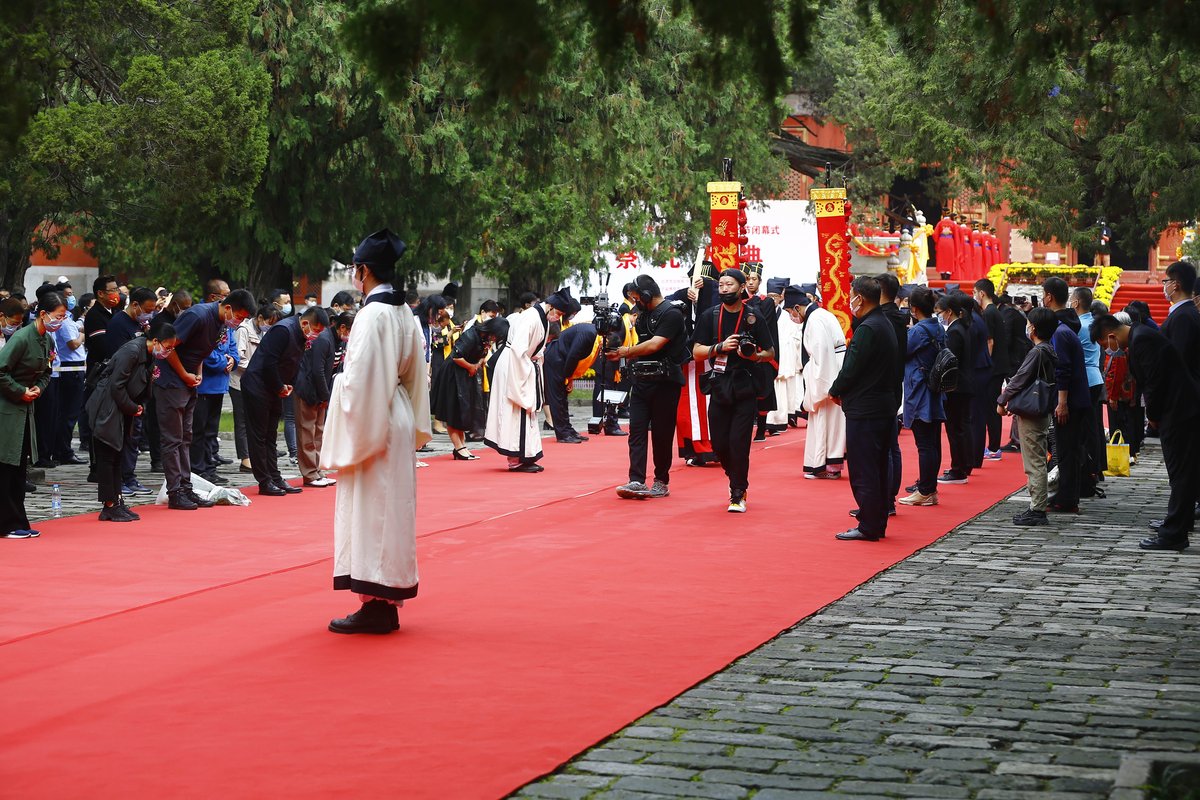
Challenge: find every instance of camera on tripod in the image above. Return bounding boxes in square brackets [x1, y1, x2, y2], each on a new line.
[590, 291, 624, 339]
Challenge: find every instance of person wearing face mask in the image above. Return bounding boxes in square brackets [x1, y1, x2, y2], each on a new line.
[784, 284, 847, 480]
[155, 288, 256, 510]
[0, 292, 63, 538]
[1159, 260, 1200, 383]
[485, 286, 577, 472]
[0, 297, 26, 351]
[692, 268, 776, 512]
[934, 292, 976, 485]
[1041, 276, 1092, 513]
[322, 228, 430, 634]
[189, 311, 239, 487]
[230, 305, 280, 473]
[1090, 313, 1200, 551]
[86, 319, 179, 522]
[104, 287, 160, 495]
[294, 310, 355, 487]
[242, 304, 329, 496]
[272, 289, 294, 318]
[898, 287, 946, 507]
[609, 275, 690, 499]
[828, 277, 899, 541]
[40, 282, 89, 469]
[82, 275, 125, 463]
[996, 307, 1059, 526]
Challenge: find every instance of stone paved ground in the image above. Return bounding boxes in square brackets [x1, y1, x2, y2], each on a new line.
[512, 439, 1200, 799]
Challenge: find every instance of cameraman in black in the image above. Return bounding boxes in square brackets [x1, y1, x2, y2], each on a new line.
[611, 275, 690, 499]
[692, 268, 775, 512]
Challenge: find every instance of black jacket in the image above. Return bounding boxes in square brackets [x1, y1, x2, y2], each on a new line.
[244, 316, 305, 398]
[829, 306, 899, 419]
[545, 323, 598, 379]
[879, 302, 908, 408]
[1160, 301, 1200, 384]
[1129, 323, 1200, 432]
[295, 325, 337, 406]
[944, 318, 974, 396]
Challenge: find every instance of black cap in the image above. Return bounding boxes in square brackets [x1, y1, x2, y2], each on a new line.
[783, 284, 813, 309]
[722, 268, 747, 286]
[765, 277, 789, 295]
[545, 286, 576, 313]
[352, 228, 407, 268]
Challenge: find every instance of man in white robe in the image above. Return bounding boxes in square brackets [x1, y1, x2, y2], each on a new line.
[322, 229, 431, 635]
[770, 299, 802, 428]
[484, 288, 574, 472]
[784, 285, 847, 480]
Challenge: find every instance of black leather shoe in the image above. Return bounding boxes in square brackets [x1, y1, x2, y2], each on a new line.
[59, 454, 88, 466]
[849, 509, 895, 518]
[33, 459, 57, 469]
[274, 481, 303, 494]
[557, 435, 586, 444]
[187, 489, 216, 508]
[509, 463, 545, 473]
[328, 599, 397, 634]
[201, 471, 230, 486]
[1139, 536, 1188, 552]
[215, 455, 233, 465]
[604, 427, 628, 437]
[25, 481, 36, 493]
[836, 528, 881, 542]
[168, 491, 198, 511]
[258, 483, 287, 496]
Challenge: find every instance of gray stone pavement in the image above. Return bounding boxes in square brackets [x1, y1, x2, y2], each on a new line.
[512, 439, 1200, 800]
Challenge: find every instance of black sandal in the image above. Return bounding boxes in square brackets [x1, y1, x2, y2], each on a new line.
[453, 448, 479, 461]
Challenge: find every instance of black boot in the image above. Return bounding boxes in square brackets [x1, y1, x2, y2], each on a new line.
[168, 490, 198, 510]
[328, 599, 397, 634]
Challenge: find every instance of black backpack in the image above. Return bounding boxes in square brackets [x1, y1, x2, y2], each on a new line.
[927, 329, 959, 393]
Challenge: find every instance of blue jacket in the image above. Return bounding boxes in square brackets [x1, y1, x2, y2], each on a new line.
[1077, 312, 1104, 388]
[903, 317, 946, 427]
[198, 328, 237, 395]
[1051, 322, 1091, 409]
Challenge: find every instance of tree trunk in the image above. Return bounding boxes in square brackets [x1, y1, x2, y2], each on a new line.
[246, 250, 292, 304]
[0, 208, 35, 293]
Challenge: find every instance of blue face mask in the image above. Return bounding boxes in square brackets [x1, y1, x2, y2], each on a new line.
[1, 324, 17, 337]
[66, 295, 77, 310]
[137, 311, 153, 325]
[43, 316, 65, 332]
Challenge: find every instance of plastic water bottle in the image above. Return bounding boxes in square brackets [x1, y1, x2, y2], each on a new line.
[51, 484, 62, 518]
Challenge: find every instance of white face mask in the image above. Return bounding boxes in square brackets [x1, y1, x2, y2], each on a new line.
[352, 267, 365, 294]
[849, 296, 862, 317]
[1164, 282, 1174, 302]
[1026, 325, 1034, 340]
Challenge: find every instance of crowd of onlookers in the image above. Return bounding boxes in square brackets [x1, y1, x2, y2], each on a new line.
[3, 260, 1198, 552]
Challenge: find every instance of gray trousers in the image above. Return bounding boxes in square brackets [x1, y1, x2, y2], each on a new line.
[1018, 413, 1051, 511]
[154, 383, 197, 493]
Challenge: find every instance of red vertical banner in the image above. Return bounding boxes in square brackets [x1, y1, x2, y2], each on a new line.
[811, 187, 853, 339]
[707, 181, 741, 273]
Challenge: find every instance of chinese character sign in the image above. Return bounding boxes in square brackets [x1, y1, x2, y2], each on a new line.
[811, 187, 853, 339]
[708, 180, 741, 274]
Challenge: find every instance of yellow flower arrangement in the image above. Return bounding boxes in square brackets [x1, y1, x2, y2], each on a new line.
[986, 263, 1124, 308]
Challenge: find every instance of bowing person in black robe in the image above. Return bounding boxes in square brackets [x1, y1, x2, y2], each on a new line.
[544, 322, 600, 443]
[430, 316, 508, 459]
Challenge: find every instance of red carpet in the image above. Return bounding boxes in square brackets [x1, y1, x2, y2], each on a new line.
[0, 428, 1025, 799]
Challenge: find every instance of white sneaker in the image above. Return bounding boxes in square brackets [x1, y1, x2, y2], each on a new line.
[727, 493, 747, 513]
[305, 477, 337, 487]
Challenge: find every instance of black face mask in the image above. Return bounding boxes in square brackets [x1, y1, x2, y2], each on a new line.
[719, 291, 741, 306]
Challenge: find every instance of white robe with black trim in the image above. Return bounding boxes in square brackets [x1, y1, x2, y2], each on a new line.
[769, 310, 801, 426]
[800, 306, 847, 473]
[484, 305, 548, 462]
[320, 290, 431, 601]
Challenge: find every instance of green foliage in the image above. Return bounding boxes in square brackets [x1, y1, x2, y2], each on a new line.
[0, 0, 270, 291]
[802, 0, 1200, 260]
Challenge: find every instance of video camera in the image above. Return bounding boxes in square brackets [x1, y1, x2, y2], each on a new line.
[590, 290, 624, 339]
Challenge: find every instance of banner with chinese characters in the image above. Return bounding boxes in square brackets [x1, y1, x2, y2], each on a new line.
[811, 187, 853, 339]
[707, 180, 741, 274]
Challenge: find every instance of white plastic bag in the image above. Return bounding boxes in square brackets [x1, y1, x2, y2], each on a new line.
[154, 473, 251, 506]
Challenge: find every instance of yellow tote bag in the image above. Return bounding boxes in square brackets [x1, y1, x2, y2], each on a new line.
[1104, 431, 1130, 477]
